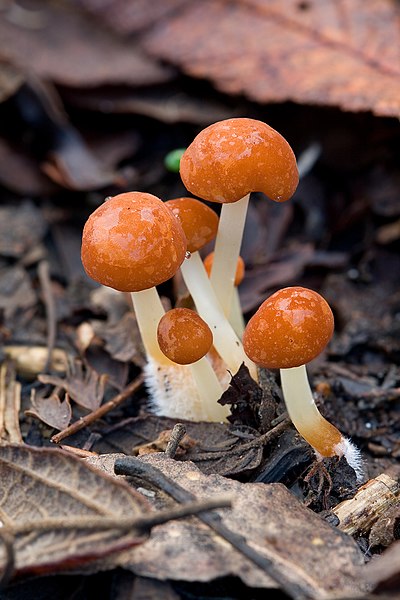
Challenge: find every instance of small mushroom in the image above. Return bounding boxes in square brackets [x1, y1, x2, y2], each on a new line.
[165, 196, 256, 379]
[180, 118, 298, 317]
[157, 308, 228, 421]
[242, 286, 363, 479]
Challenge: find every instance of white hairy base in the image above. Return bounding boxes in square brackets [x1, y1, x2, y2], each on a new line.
[315, 435, 365, 483]
[144, 357, 229, 422]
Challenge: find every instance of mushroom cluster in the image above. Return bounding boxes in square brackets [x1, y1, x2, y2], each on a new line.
[81, 117, 361, 477]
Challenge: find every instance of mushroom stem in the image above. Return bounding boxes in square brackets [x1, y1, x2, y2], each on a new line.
[130, 288, 172, 366]
[180, 251, 257, 380]
[189, 357, 229, 421]
[209, 194, 250, 316]
[229, 287, 246, 339]
[280, 365, 364, 480]
[280, 365, 342, 457]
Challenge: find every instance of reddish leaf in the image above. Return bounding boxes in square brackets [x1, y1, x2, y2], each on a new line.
[142, 0, 400, 118]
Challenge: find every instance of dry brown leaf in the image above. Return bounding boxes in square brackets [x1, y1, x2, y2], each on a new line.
[0, 0, 174, 88]
[39, 358, 108, 411]
[142, 0, 400, 118]
[111, 454, 367, 596]
[0, 445, 150, 578]
[26, 390, 72, 431]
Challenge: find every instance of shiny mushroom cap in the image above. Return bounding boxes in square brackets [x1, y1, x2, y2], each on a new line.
[204, 251, 245, 286]
[81, 192, 187, 292]
[180, 118, 299, 204]
[157, 308, 213, 365]
[165, 197, 219, 253]
[243, 287, 334, 369]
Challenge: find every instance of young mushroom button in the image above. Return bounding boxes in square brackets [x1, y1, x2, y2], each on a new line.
[180, 117, 298, 318]
[243, 287, 363, 479]
[157, 308, 228, 422]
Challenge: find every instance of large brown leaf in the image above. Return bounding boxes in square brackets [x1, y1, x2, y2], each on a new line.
[0, 445, 150, 578]
[0, 0, 173, 88]
[141, 0, 400, 118]
[108, 454, 367, 597]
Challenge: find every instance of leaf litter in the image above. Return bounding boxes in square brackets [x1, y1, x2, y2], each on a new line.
[0, 2, 399, 597]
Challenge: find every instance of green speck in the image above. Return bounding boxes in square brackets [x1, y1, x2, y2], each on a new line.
[164, 148, 186, 173]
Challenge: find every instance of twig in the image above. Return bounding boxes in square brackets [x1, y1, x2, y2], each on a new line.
[12, 497, 232, 535]
[115, 456, 313, 600]
[37, 260, 57, 374]
[165, 423, 187, 458]
[51, 374, 144, 444]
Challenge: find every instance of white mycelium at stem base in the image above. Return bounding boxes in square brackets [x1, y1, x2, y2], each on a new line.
[180, 251, 257, 380]
[180, 117, 299, 324]
[243, 286, 364, 481]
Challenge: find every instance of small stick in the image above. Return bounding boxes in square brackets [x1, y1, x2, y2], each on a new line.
[165, 423, 187, 458]
[51, 374, 144, 444]
[37, 260, 57, 374]
[115, 456, 312, 600]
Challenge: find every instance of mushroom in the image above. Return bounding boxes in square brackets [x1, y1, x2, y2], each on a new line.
[203, 251, 246, 338]
[81, 192, 187, 365]
[242, 286, 363, 479]
[180, 117, 298, 318]
[165, 197, 256, 379]
[157, 308, 228, 421]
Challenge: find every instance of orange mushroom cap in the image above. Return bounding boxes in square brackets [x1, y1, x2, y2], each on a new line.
[203, 251, 245, 286]
[165, 197, 219, 253]
[157, 308, 213, 365]
[243, 287, 334, 369]
[81, 192, 187, 293]
[180, 118, 299, 204]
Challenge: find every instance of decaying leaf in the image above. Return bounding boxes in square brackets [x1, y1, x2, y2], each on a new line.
[39, 358, 108, 411]
[0, 445, 150, 578]
[142, 0, 400, 118]
[93, 415, 263, 477]
[91, 311, 145, 366]
[0, 0, 174, 88]
[0, 201, 46, 259]
[110, 454, 367, 596]
[26, 390, 72, 431]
